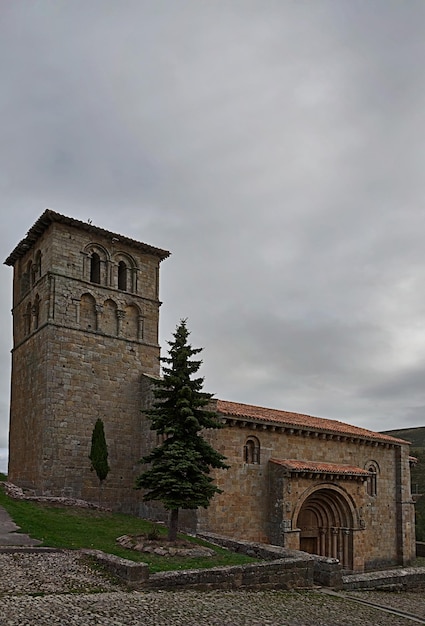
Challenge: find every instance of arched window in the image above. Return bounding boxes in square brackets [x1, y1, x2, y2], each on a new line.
[123, 304, 139, 340]
[244, 437, 260, 464]
[24, 302, 32, 335]
[33, 294, 40, 330]
[90, 253, 101, 284]
[113, 252, 137, 293]
[103, 298, 118, 335]
[34, 250, 42, 280]
[21, 261, 32, 294]
[366, 461, 379, 497]
[118, 261, 127, 291]
[80, 293, 97, 330]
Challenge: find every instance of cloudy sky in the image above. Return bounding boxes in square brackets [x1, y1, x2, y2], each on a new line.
[1, 1, 425, 472]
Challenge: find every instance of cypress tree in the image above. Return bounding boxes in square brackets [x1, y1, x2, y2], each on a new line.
[89, 419, 110, 503]
[135, 319, 229, 541]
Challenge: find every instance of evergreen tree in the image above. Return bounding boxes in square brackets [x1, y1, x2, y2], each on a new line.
[89, 419, 110, 503]
[135, 319, 229, 541]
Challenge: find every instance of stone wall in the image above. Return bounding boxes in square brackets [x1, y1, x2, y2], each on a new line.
[195, 420, 415, 571]
[85, 548, 314, 591]
[144, 557, 313, 591]
[8, 218, 165, 513]
[85, 535, 343, 591]
[343, 567, 425, 591]
[137, 383, 415, 572]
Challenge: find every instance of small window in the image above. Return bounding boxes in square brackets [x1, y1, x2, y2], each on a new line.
[366, 462, 379, 497]
[35, 250, 42, 279]
[244, 437, 260, 464]
[118, 261, 127, 291]
[90, 253, 101, 284]
[33, 295, 40, 330]
[24, 302, 32, 335]
[21, 261, 32, 294]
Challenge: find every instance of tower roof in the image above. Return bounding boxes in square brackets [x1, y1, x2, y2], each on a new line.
[4, 209, 171, 266]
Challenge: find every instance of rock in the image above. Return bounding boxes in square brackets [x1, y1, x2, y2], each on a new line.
[115, 535, 215, 558]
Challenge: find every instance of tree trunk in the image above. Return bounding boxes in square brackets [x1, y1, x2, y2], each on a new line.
[168, 508, 179, 541]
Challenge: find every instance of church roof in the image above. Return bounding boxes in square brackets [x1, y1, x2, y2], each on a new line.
[4, 209, 171, 266]
[270, 458, 369, 477]
[216, 399, 409, 445]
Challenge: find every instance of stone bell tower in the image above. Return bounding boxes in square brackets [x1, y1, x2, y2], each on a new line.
[4, 210, 169, 512]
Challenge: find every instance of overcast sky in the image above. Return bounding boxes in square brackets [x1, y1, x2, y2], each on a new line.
[1, 1, 425, 472]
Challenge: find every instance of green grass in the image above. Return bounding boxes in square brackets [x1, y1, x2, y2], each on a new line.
[0, 473, 7, 481]
[0, 487, 256, 573]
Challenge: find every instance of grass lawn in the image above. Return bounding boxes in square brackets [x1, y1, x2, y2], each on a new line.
[0, 485, 257, 573]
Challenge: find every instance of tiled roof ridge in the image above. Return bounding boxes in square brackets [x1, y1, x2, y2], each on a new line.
[216, 399, 409, 445]
[270, 458, 369, 475]
[4, 209, 171, 266]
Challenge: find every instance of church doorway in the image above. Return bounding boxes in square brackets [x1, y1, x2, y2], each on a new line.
[295, 487, 354, 570]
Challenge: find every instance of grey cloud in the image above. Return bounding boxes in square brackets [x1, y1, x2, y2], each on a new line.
[1, 1, 425, 445]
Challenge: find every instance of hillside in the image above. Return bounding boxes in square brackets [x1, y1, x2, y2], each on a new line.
[382, 426, 425, 449]
[383, 425, 425, 541]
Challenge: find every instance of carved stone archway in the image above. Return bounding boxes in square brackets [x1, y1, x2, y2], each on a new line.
[295, 486, 354, 569]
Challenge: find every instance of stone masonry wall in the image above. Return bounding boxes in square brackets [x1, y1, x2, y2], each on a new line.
[195, 423, 413, 571]
[8, 218, 165, 513]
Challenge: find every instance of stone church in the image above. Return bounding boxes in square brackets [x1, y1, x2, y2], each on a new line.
[5, 210, 416, 572]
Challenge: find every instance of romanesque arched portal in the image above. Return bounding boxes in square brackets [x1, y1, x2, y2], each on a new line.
[295, 487, 354, 570]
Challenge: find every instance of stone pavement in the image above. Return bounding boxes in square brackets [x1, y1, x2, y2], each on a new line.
[0, 504, 42, 547]
[0, 504, 423, 625]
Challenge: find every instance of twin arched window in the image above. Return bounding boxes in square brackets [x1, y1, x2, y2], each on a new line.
[244, 437, 260, 464]
[366, 461, 379, 497]
[88, 249, 134, 292]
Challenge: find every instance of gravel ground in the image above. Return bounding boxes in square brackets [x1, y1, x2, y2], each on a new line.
[0, 551, 424, 625]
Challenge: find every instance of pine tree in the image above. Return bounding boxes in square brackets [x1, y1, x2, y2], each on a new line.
[89, 418, 110, 504]
[135, 319, 229, 541]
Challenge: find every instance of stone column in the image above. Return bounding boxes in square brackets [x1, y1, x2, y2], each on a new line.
[138, 315, 145, 341]
[319, 528, 327, 556]
[117, 309, 126, 336]
[73, 298, 80, 324]
[331, 527, 339, 559]
[342, 529, 350, 568]
[95, 304, 103, 332]
[48, 274, 56, 320]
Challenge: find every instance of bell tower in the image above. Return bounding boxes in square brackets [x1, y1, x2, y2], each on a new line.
[4, 210, 169, 511]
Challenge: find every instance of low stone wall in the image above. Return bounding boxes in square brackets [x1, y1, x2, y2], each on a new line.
[87, 533, 343, 591]
[82, 550, 149, 587]
[144, 557, 314, 591]
[84, 548, 314, 591]
[198, 532, 343, 589]
[343, 567, 425, 591]
[4, 482, 110, 511]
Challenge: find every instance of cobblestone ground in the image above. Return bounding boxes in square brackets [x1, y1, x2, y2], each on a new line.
[0, 552, 424, 625]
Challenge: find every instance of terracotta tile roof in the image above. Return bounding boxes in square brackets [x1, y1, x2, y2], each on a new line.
[216, 399, 409, 445]
[270, 458, 369, 477]
[4, 210, 171, 266]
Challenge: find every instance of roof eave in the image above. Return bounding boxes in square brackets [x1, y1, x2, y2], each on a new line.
[219, 412, 408, 447]
[4, 209, 171, 266]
